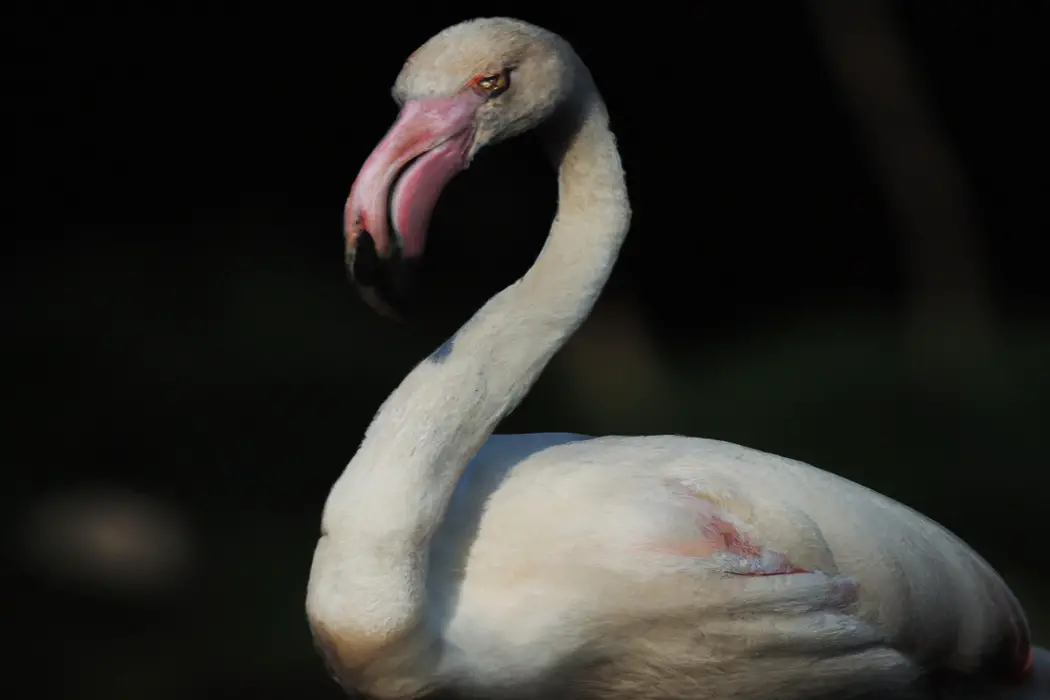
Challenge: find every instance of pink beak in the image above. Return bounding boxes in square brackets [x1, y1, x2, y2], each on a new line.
[345, 92, 483, 264]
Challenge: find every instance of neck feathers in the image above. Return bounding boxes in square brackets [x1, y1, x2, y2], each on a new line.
[318, 81, 630, 630]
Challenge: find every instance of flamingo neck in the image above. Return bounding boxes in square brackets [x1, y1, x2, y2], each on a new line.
[318, 79, 630, 633]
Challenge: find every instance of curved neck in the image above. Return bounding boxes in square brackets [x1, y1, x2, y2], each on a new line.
[321, 80, 629, 624]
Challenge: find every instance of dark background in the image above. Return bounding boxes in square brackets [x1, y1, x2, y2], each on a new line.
[6, 2, 1048, 698]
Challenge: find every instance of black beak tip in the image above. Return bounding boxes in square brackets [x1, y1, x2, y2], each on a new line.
[346, 229, 418, 321]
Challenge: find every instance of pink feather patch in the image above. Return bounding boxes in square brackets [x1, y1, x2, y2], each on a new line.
[651, 512, 810, 576]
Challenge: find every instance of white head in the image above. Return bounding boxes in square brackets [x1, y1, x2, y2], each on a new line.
[344, 18, 585, 316]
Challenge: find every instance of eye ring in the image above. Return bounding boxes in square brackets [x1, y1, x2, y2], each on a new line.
[471, 71, 510, 97]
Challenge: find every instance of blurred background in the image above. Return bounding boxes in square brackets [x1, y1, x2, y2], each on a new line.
[5, 1, 1048, 697]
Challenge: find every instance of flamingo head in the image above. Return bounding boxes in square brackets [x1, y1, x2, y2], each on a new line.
[343, 17, 579, 318]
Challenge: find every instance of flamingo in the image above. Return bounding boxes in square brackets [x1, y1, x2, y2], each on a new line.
[306, 17, 1047, 699]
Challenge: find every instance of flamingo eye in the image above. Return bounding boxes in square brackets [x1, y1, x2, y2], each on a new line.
[471, 72, 509, 97]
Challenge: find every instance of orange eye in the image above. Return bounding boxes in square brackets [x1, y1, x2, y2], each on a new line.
[471, 72, 509, 97]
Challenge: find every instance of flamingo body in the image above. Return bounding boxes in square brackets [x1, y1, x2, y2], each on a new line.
[306, 17, 1046, 700]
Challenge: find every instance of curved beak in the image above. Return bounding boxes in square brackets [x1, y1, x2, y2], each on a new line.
[344, 92, 483, 317]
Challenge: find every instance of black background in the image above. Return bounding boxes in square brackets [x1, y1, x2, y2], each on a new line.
[6, 2, 1048, 698]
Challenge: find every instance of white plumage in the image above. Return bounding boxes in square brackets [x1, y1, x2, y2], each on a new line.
[307, 17, 1045, 699]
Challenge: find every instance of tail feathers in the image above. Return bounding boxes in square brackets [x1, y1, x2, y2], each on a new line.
[1014, 645, 1050, 699]
[960, 646, 1050, 699]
